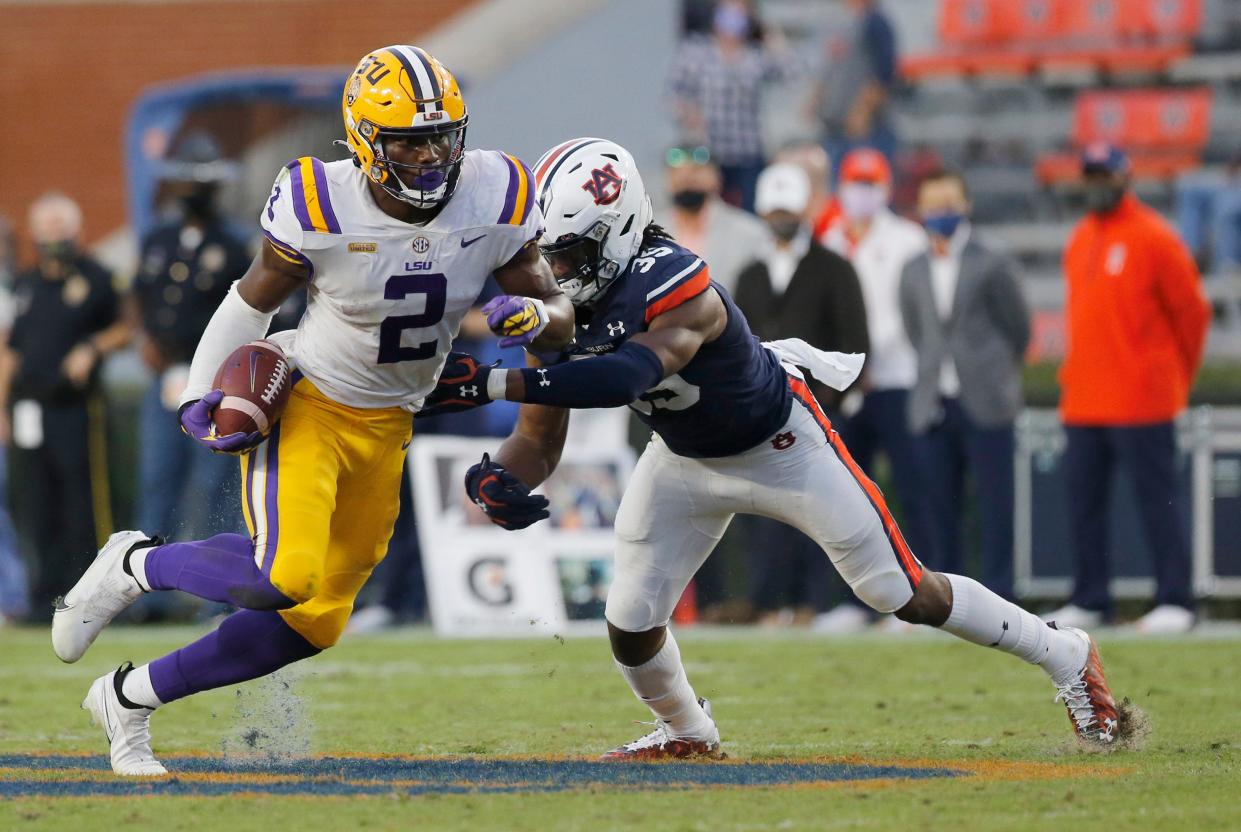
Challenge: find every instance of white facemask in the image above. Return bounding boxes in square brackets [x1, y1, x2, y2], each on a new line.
[838, 183, 888, 221]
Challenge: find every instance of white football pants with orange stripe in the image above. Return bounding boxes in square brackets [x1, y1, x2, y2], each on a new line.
[606, 380, 923, 633]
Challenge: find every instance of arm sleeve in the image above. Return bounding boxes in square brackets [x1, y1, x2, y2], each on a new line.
[517, 342, 665, 409]
[1154, 229, 1211, 382]
[178, 282, 277, 406]
[863, 12, 897, 87]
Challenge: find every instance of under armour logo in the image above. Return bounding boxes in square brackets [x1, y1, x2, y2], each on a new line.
[460, 385, 479, 398]
[607, 321, 625, 337]
[536, 368, 550, 387]
[771, 432, 796, 450]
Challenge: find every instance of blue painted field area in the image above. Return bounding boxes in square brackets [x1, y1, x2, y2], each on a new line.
[0, 754, 962, 798]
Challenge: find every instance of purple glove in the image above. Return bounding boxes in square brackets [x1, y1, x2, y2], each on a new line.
[482, 295, 549, 348]
[178, 390, 265, 455]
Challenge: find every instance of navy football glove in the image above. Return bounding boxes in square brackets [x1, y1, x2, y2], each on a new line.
[417, 352, 497, 419]
[465, 453, 550, 530]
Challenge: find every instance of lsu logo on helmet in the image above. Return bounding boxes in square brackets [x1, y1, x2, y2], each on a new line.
[342, 45, 469, 209]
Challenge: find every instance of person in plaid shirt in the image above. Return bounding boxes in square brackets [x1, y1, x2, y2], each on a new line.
[667, 0, 798, 212]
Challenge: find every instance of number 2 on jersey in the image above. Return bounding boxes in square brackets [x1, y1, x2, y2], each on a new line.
[377, 273, 446, 364]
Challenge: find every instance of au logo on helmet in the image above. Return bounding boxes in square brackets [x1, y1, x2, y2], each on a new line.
[582, 163, 623, 206]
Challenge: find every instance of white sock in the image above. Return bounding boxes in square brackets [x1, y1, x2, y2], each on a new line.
[128, 545, 154, 593]
[616, 630, 714, 739]
[120, 663, 163, 710]
[940, 574, 1086, 685]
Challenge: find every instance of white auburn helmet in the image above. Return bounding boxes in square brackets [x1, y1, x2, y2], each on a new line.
[533, 138, 653, 307]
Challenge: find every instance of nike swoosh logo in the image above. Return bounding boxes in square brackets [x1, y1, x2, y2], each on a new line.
[249, 351, 260, 392]
[102, 692, 116, 742]
[401, 438, 412, 450]
[460, 234, 486, 248]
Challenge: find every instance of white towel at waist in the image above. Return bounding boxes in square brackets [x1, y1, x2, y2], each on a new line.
[763, 338, 866, 392]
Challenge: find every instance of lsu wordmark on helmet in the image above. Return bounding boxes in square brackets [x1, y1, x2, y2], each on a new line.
[257, 45, 542, 411]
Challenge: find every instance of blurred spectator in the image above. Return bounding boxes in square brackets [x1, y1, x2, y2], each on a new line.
[0, 217, 27, 624]
[736, 163, 868, 411]
[807, 0, 898, 179]
[1049, 144, 1210, 635]
[663, 145, 771, 296]
[900, 170, 1029, 600]
[1173, 157, 1241, 273]
[773, 142, 840, 240]
[667, 1, 798, 211]
[129, 133, 249, 545]
[1, 193, 131, 621]
[819, 148, 932, 632]
[734, 162, 868, 624]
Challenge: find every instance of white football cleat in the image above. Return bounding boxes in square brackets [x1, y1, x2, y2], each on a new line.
[600, 698, 723, 761]
[811, 603, 871, 634]
[1050, 626, 1122, 746]
[1043, 603, 1103, 630]
[1134, 604, 1195, 634]
[82, 663, 167, 776]
[52, 530, 159, 663]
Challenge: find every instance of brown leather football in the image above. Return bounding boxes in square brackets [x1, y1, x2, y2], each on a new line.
[211, 340, 292, 436]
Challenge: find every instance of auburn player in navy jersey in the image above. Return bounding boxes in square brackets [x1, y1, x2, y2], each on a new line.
[420, 138, 1126, 758]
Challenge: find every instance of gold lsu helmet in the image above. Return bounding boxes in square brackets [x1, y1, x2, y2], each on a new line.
[343, 45, 469, 209]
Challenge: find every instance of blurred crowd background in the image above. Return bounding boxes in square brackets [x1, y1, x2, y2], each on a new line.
[1, 0, 1240, 634]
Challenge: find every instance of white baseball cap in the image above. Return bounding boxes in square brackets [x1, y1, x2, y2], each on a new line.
[755, 163, 810, 215]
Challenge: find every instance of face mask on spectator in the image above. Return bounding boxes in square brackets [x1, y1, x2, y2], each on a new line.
[671, 189, 709, 213]
[768, 217, 803, 242]
[1083, 182, 1125, 214]
[839, 183, 887, 221]
[922, 212, 965, 239]
[713, 3, 750, 39]
[37, 241, 75, 263]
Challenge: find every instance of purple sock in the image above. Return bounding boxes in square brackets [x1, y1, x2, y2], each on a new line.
[148, 609, 320, 704]
[143, 533, 293, 609]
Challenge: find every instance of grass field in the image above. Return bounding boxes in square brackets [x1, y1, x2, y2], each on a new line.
[1, 624, 1238, 831]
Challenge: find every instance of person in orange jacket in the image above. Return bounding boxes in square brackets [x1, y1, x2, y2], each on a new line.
[1047, 143, 1210, 634]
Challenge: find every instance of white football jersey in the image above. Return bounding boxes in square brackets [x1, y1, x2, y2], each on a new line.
[260, 149, 541, 409]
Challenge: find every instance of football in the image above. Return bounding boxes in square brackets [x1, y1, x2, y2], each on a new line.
[210, 339, 292, 437]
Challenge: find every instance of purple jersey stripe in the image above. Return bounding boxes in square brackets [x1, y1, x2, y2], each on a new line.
[286, 160, 315, 233]
[262, 231, 308, 264]
[261, 423, 281, 577]
[498, 152, 520, 224]
[309, 158, 341, 234]
[244, 450, 256, 536]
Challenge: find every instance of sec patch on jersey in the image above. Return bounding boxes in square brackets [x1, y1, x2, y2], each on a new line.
[211, 340, 292, 436]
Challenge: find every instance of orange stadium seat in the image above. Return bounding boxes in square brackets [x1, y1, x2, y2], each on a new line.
[1035, 86, 1212, 183]
[902, 0, 1200, 81]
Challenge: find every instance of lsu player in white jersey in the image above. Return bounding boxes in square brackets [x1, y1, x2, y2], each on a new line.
[50, 45, 574, 775]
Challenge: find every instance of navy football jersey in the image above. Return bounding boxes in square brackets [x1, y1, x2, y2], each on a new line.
[557, 235, 791, 458]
